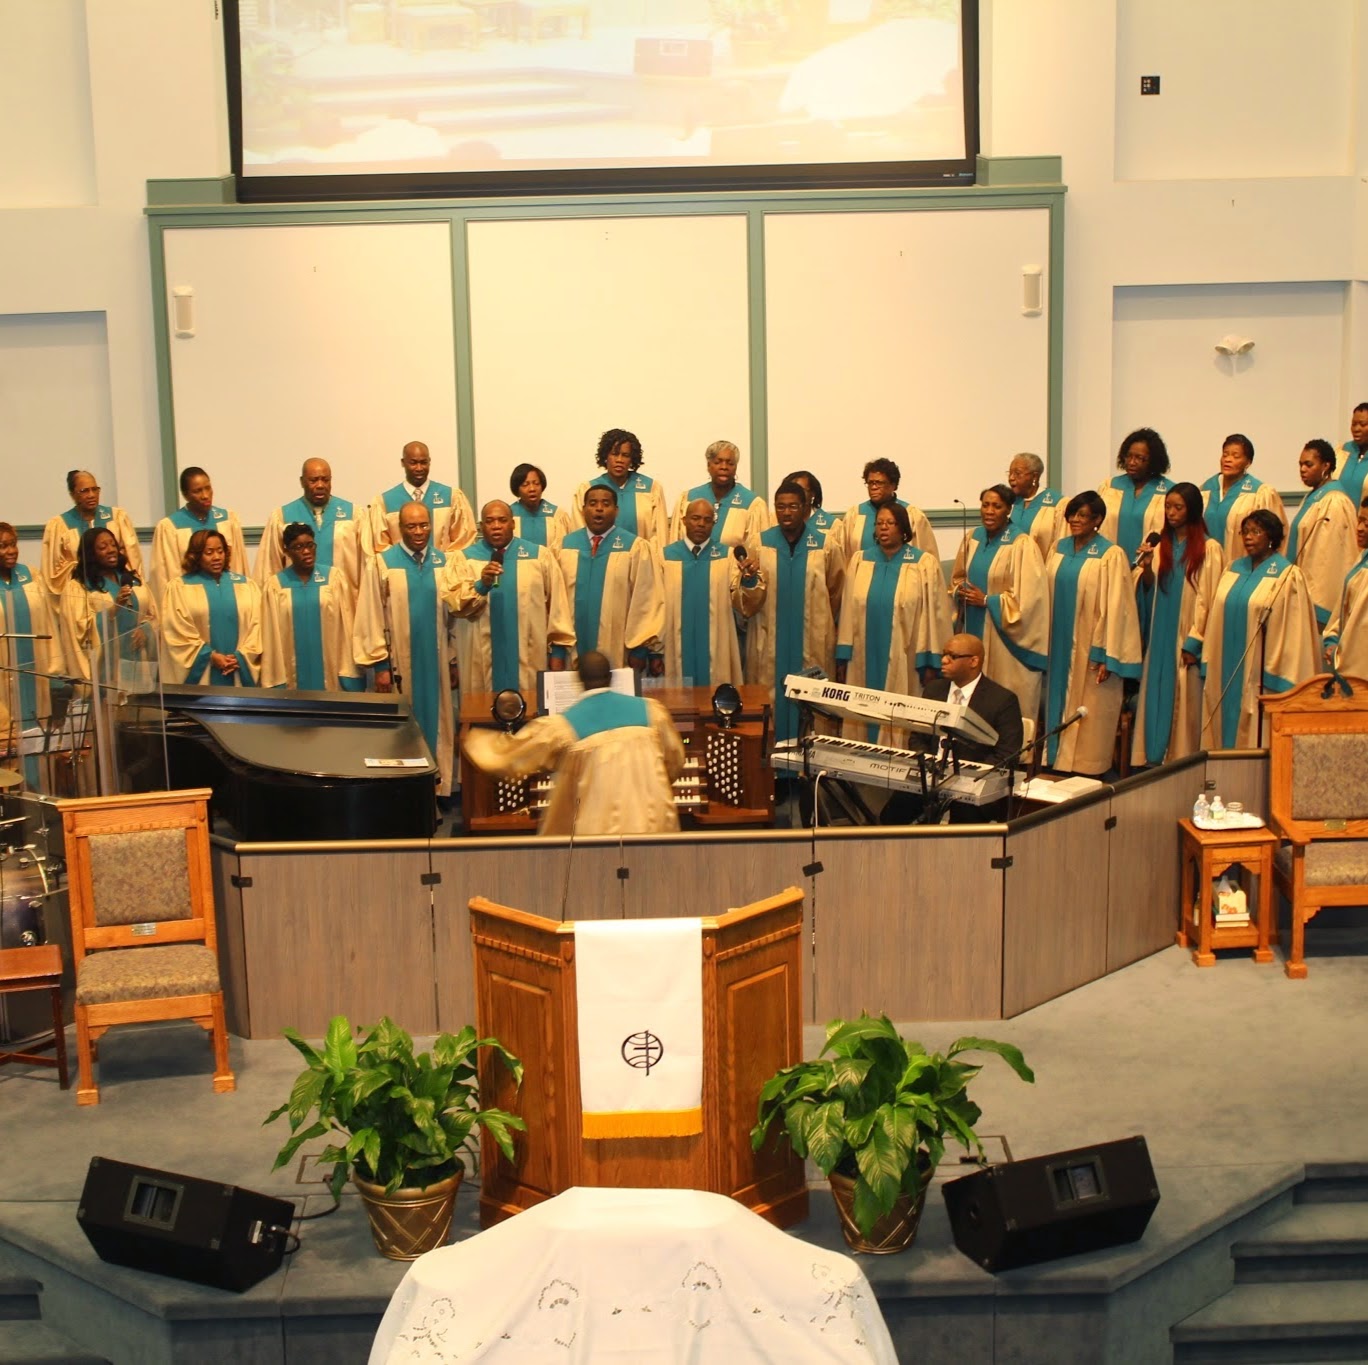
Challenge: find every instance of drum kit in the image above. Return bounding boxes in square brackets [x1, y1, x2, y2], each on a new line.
[0, 767, 66, 951]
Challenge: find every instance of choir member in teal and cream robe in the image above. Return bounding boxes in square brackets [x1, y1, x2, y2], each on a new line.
[0, 523, 64, 784]
[509, 462, 570, 550]
[1007, 453, 1065, 566]
[951, 486, 1050, 722]
[353, 502, 472, 797]
[568, 429, 670, 545]
[1131, 484, 1225, 767]
[453, 501, 574, 695]
[260, 524, 362, 693]
[741, 482, 841, 745]
[1324, 500, 1368, 679]
[669, 439, 771, 550]
[160, 529, 262, 689]
[41, 470, 143, 600]
[1098, 427, 1173, 563]
[1200, 510, 1320, 750]
[781, 470, 840, 540]
[1199, 434, 1286, 566]
[255, 458, 362, 592]
[1287, 440, 1358, 633]
[57, 528, 158, 696]
[1044, 492, 1143, 775]
[827, 458, 938, 567]
[1340, 404, 1368, 510]
[837, 504, 952, 746]
[150, 467, 248, 605]
[363, 440, 476, 558]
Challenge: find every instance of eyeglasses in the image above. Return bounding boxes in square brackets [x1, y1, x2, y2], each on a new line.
[941, 650, 976, 660]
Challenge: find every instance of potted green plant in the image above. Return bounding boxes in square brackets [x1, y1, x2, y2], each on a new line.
[266, 1015, 526, 1260]
[751, 1013, 1034, 1253]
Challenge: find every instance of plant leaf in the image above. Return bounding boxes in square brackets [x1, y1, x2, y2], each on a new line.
[948, 1036, 1035, 1084]
[270, 1118, 330, 1170]
[823, 1014, 900, 1058]
[280, 1027, 323, 1068]
[830, 1055, 873, 1101]
[324, 1015, 357, 1075]
[851, 1175, 888, 1239]
[804, 1100, 848, 1175]
[854, 1119, 902, 1211]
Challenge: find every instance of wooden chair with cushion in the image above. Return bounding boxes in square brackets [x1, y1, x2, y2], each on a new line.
[1265, 675, 1368, 979]
[56, 787, 234, 1105]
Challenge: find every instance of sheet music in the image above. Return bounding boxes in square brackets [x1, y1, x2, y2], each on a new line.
[541, 667, 637, 716]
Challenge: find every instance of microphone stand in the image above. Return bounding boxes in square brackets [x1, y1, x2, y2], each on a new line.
[952, 499, 970, 631]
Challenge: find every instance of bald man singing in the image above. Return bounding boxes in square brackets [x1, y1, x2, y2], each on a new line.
[364, 440, 476, 559]
[255, 457, 363, 591]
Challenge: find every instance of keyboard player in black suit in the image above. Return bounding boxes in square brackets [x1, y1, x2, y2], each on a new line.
[881, 633, 1024, 824]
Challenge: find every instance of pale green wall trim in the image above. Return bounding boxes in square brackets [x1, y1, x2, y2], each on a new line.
[975, 155, 1064, 187]
[449, 221, 477, 502]
[146, 176, 235, 206]
[746, 210, 769, 500]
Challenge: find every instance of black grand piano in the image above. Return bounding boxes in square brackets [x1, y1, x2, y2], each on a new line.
[122, 685, 439, 841]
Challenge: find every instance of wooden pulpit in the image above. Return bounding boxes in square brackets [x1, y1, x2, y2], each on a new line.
[469, 888, 808, 1230]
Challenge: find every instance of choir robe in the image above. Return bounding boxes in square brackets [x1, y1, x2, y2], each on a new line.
[569, 474, 670, 544]
[161, 571, 262, 688]
[41, 505, 142, 599]
[452, 537, 574, 694]
[1200, 473, 1287, 566]
[364, 481, 476, 557]
[553, 527, 663, 667]
[836, 543, 952, 746]
[463, 689, 684, 836]
[511, 500, 570, 550]
[1044, 535, 1142, 775]
[1286, 481, 1358, 631]
[1131, 538, 1225, 767]
[951, 525, 1050, 722]
[254, 497, 362, 591]
[828, 499, 939, 567]
[1325, 549, 1368, 679]
[260, 565, 363, 692]
[670, 482, 771, 550]
[659, 539, 763, 688]
[353, 545, 471, 797]
[1098, 475, 1171, 563]
[57, 576, 158, 693]
[0, 566, 64, 785]
[1340, 440, 1368, 511]
[1201, 554, 1319, 750]
[150, 506, 249, 605]
[1009, 488, 1065, 565]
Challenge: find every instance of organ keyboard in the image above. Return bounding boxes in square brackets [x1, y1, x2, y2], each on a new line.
[771, 735, 1009, 806]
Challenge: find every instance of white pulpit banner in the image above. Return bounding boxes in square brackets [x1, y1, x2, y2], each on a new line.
[574, 918, 703, 1139]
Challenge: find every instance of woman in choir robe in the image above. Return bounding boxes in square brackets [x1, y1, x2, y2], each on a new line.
[1286, 439, 1358, 633]
[150, 467, 248, 605]
[1006, 452, 1065, 565]
[670, 439, 771, 549]
[508, 462, 570, 550]
[0, 522, 64, 784]
[1131, 484, 1224, 768]
[1201, 510, 1320, 750]
[1098, 427, 1173, 564]
[951, 484, 1049, 722]
[1340, 402, 1368, 511]
[1323, 497, 1368, 680]
[1200, 434, 1287, 566]
[58, 527, 157, 694]
[827, 457, 938, 567]
[41, 469, 143, 599]
[835, 503, 952, 746]
[260, 523, 362, 693]
[1043, 491, 1143, 775]
[569, 428, 670, 545]
[161, 529, 262, 688]
[781, 469, 840, 538]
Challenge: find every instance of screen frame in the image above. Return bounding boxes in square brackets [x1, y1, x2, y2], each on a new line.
[224, 0, 979, 203]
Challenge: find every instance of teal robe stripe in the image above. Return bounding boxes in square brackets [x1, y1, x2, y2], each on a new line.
[0, 567, 37, 723]
[687, 482, 761, 544]
[1010, 489, 1062, 533]
[514, 500, 557, 547]
[183, 571, 256, 687]
[1200, 473, 1262, 545]
[856, 544, 924, 742]
[61, 505, 113, 535]
[381, 481, 453, 513]
[1108, 475, 1170, 562]
[808, 508, 837, 535]
[563, 527, 638, 658]
[95, 575, 146, 660]
[1139, 539, 1189, 765]
[1341, 441, 1368, 510]
[274, 567, 327, 690]
[973, 526, 1050, 672]
[1326, 549, 1368, 648]
[381, 544, 443, 752]
[664, 539, 727, 685]
[466, 537, 528, 693]
[1215, 554, 1296, 746]
[1288, 480, 1347, 626]
[851, 498, 910, 551]
[277, 496, 353, 568]
[762, 524, 823, 744]
[564, 689, 649, 740]
[170, 504, 232, 535]
[589, 473, 654, 537]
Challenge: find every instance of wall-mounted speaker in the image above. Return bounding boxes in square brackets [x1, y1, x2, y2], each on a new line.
[76, 1157, 295, 1292]
[1021, 264, 1043, 316]
[942, 1135, 1159, 1272]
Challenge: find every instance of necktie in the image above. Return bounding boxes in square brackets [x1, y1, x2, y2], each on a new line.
[413, 486, 425, 503]
[691, 544, 701, 558]
[591, 534, 603, 557]
[950, 686, 966, 708]
[313, 506, 324, 528]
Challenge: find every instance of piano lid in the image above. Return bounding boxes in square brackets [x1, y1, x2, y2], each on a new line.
[783, 674, 999, 748]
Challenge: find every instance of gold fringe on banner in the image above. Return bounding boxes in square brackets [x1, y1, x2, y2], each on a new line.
[582, 1108, 704, 1140]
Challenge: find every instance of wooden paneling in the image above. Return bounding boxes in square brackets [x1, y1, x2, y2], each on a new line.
[210, 844, 250, 1037]
[1205, 751, 1269, 816]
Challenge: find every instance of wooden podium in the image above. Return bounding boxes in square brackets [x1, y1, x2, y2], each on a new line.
[469, 888, 808, 1230]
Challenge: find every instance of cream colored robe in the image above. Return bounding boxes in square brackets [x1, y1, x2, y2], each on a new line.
[41, 506, 143, 599]
[260, 566, 362, 691]
[1098, 477, 1169, 561]
[659, 541, 765, 687]
[363, 484, 477, 558]
[0, 568, 64, 752]
[951, 527, 1050, 722]
[1010, 489, 1066, 566]
[553, 530, 664, 667]
[451, 540, 575, 694]
[1045, 540, 1143, 775]
[56, 578, 158, 690]
[463, 692, 685, 835]
[511, 504, 572, 551]
[828, 501, 939, 568]
[1201, 476, 1287, 566]
[149, 508, 249, 607]
[254, 500, 364, 592]
[669, 484, 772, 550]
[1130, 541, 1226, 767]
[1288, 485, 1358, 632]
[569, 474, 670, 544]
[1325, 551, 1368, 680]
[160, 573, 263, 686]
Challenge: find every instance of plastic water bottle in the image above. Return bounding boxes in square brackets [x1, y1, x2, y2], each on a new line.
[1209, 793, 1226, 824]
[1193, 790, 1210, 823]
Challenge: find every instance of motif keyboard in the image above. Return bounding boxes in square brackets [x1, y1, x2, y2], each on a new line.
[782, 674, 998, 747]
[771, 736, 1009, 806]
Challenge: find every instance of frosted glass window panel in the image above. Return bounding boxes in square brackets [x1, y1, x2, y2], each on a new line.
[764, 208, 1050, 516]
[162, 223, 457, 527]
[467, 215, 750, 514]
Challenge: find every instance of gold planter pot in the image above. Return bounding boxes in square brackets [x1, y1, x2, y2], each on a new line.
[828, 1169, 928, 1255]
[354, 1168, 464, 1260]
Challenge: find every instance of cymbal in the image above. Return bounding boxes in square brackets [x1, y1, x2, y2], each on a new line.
[0, 769, 21, 791]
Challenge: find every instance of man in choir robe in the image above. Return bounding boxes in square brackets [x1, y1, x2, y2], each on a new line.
[365, 441, 476, 558]
[827, 458, 939, 566]
[255, 458, 363, 591]
[660, 499, 764, 687]
[555, 485, 664, 671]
[462, 651, 684, 835]
[1006, 453, 1065, 565]
[353, 501, 471, 796]
[669, 440, 771, 549]
[453, 500, 574, 695]
[741, 481, 840, 744]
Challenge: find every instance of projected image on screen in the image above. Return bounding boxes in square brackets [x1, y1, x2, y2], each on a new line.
[235, 0, 966, 181]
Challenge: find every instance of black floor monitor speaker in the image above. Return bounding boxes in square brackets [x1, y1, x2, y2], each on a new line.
[77, 1157, 295, 1292]
[942, 1135, 1160, 1272]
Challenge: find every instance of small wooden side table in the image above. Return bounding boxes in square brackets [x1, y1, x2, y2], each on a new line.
[1177, 819, 1280, 968]
[0, 945, 69, 1088]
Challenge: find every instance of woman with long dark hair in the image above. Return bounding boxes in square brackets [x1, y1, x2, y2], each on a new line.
[58, 527, 157, 691]
[160, 528, 261, 687]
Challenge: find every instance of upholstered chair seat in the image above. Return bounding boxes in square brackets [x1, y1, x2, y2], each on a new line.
[76, 944, 222, 1006]
[1275, 841, 1368, 887]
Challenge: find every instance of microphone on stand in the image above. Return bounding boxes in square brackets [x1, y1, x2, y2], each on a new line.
[952, 498, 970, 629]
[1133, 531, 1161, 568]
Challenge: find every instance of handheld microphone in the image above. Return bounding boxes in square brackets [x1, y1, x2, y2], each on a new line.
[1133, 531, 1161, 568]
[118, 567, 141, 589]
[489, 543, 505, 587]
[733, 543, 746, 563]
